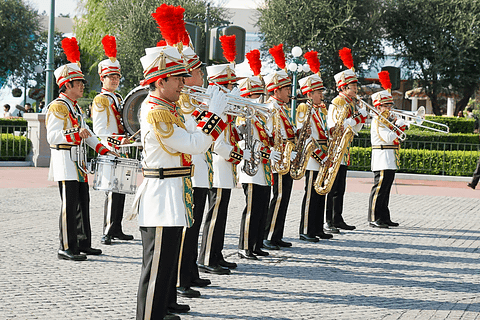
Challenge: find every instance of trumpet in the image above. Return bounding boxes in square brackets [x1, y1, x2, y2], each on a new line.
[390, 107, 449, 134]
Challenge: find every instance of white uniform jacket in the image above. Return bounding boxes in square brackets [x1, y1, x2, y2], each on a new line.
[46, 93, 109, 182]
[370, 118, 399, 171]
[133, 94, 226, 227]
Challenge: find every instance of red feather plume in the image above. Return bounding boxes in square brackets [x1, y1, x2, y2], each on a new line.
[378, 71, 392, 90]
[304, 51, 320, 74]
[183, 31, 190, 46]
[61, 37, 80, 63]
[101, 35, 117, 59]
[269, 44, 286, 70]
[151, 4, 186, 46]
[156, 40, 167, 47]
[338, 47, 354, 70]
[219, 35, 236, 63]
[246, 49, 262, 76]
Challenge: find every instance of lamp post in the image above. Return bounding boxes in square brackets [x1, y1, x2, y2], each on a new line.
[45, 0, 55, 105]
[287, 46, 309, 124]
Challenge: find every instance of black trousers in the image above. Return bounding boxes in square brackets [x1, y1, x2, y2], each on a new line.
[103, 191, 126, 236]
[325, 165, 348, 225]
[239, 183, 271, 251]
[198, 188, 231, 267]
[58, 180, 91, 252]
[137, 226, 182, 320]
[265, 173, 293, 242]
[368, 170, 396, 223]
[178, 187, 208, 287]
[299, 170, 326, 236]
[470, 156, 480, 187]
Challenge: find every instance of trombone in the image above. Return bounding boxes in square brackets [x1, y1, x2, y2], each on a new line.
[390, 106, 449, 134]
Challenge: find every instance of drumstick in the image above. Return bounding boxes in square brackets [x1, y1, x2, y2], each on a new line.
[128, 129, 141, 142]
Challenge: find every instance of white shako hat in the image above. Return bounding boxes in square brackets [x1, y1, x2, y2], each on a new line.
[264, 69, 291, 92]
[139, 45, 190, 86]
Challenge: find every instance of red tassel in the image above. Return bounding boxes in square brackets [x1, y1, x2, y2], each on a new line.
[183, 31, 190, 46]
[246, 49, 262, 76]
[156, 40, 167, 47]
[269, 44, 286, 70]
[151, 4, 186, 46]
[101, 35, 117, 59]
[338, 47, 354, 70]
[378, 71, 392, 90]
[304, 51, 320, 74]
[61, 37, 80, 63]
[219, 35, 237, 63]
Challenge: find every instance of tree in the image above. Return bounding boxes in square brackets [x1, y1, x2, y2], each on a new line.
[257, 0, 384, 91]
[75, 0, 229, 93]
[0, 0, 40, 84]
[383, 0, 480, 115]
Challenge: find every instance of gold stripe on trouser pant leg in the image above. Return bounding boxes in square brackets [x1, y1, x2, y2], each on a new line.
[244, 184, 253, 249]
[303, 171, 314, 235]
[176, 227, 187, 287]
[267, 174, 283, 240]
[205, 188, 222, 265]
[61, 181, 69, 250]
[144, 227, 163, 320]
[370, 171, 384, 222]
[104, 192, 113, 235]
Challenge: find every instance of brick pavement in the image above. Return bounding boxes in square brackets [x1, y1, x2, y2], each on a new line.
[1, 168, 480, 319]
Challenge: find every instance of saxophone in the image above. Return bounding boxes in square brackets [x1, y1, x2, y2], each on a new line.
[272, 109, 294, 175]
[290, 101, 315, 180]
[314, 101, 355, 195]
[241, 114, 262, 176]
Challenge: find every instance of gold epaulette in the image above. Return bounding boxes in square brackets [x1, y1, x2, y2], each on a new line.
[296, 103, 308, 125]
[147, 108, 184, 140]
[92, 94, 109, 112]
[332, 96, 347, 108]
[46, 102, 69, 128]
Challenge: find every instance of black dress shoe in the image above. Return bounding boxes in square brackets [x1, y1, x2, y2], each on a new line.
[190, 277, 211, 287]
[385, 220, 399, 227]
[299, 234, 319, 242]
[324, 222, 340, 234]
[58, 249, 87, 261]
[111, 232, 134, 241]
[164, 313, 181, 320]
[238, 249, 258, 260]
[167, 302, 190, 313]
[218, 258, 237, 269]
[101, 235, 112, 245]
[263, 240, 280, 250]
[334, 222, 356, 230]
[79, 247, 102, 255]
[467, 182, 476, 189]
[198, 264, 231, 275]
[369, 220, 389, 228]
[316, 232, 333, 239]
[277, 239, 292, 247]
[253, 249, 269, 256]
[177, 286, 201, 298]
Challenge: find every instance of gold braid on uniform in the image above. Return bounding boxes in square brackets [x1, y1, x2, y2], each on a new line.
[46, 102, 69, 129]
[296, 102, 308, 126]
[177, 92, 198, 115]
[93, 95, 111, 127]
[147, 108, 185, 156]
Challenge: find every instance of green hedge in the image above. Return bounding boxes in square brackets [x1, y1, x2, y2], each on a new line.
[423, 116, 475, 134]
[349, 146, 479, 176]
[0, 134, 32, 160]
[0, 118, 28, 133]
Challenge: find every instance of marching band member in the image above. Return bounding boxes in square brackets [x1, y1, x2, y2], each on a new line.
[46, 37, 114, 261]
[198, 35, 246, 274]
[325, 47, 368, 233]
[91, 35, 134, 246]
[263, 44, 296, 250]
[368, 71, 405, 228]
[296, 51, 333, 242]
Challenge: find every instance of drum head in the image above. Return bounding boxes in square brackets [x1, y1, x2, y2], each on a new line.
[122, 86, 148, 136]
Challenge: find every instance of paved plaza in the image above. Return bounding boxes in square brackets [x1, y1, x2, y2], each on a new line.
[1, 167, 480, 319]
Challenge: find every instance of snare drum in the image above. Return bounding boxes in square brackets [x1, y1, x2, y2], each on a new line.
[93, 155, 140, 194]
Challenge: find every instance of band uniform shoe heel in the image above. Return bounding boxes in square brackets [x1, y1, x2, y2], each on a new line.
[111, 232, 134, 241]
[79, 247, 102, 255]
[191, 278, 211, 287]
[218, 258, 237, 269]
[299, 234, 320, 242]
[253, 249, 269, 256]
[58, 249, 87, 261]
[101, 235, 112, 245]
[198, 264, 231, 275]
[467, 182, 476, 190]
[369, 220, 389, 228]
[385, 220, 399, 227]
[177, 286, 201, 298]
[263, 240, 280, 250]
[316, 232, 334, 240]
[324, 222, 340, 234]
[277, 239, 292, 247]
[238, 249, 258, 260]
[334, 222, 356, 230]
[168, 302, 190, 313]
[164, 314, 181, 320]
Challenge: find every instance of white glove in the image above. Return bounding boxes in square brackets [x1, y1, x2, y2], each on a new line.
[344, 118, 356, 129]
[320, 157, 329, 165]
[230, 87, 241, 97]
[395, 118, 406, 128]
[242, 149, 251, 160]
[205, 85, 216, 96]
[290, 151, 297, 161]
[208, 89, 228, 117]
[358, 107, 368, 117]
[270, 150, 281, 163]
